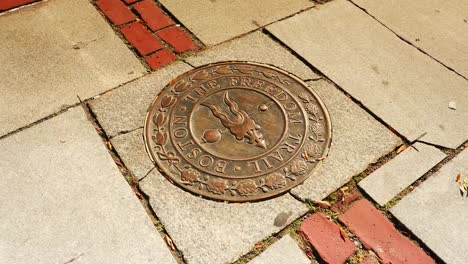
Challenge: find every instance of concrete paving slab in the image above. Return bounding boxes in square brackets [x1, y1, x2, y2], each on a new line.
[248, 235, 310, 264]
[89, 62, 192, 138]
[111, 128, 154, 180]
[353, 0, 468, 78]
[0, 107, 175, 264]
[290, 80, 401, 201]
[359, 142, 446, 206]
[0, 0, 146, 137]
[185, 31, 319, 80]
[267, 0, 468, 149]
[159, 0, 313, 45]
[392, 149, 468, 264]
[140, 170, 308, 264]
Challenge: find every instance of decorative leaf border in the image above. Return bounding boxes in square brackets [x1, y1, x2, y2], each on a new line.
[150, 64, 329, 198]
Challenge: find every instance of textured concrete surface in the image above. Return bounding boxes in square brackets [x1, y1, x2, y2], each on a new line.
[0, 0, 145, 137]
[0, 108, 175, 264]
[185, 31, 319, 80]
[290, 80, 401, 201]
[353, 0, 468, 78]
[268, 0, 468, 149]
[249, 235, 310, 264]
[89, 62, 192, 138]
[159, 0, 313, 45]
[392, 149, 468, 264]
[359, 142, 446, 205]
[140, 170, 308, 264]
[111, 128, 154, 180]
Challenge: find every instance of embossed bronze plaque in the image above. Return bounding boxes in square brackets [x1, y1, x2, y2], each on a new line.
[144, 62, 331, 202]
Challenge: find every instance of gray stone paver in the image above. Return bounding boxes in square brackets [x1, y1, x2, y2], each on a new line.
[0, 0, 146, 137]
[392, 148, 468, 264]
[359, 142, 446, 206]
[291, 80, 401, 201]
[0, 107, 175, 264]
[248, 235, 311, 264]
[89, 62, 192, 138]
[140, 171, 308, 264]
[185, 31, 319, 80]
[353, 0, 468, 78]
[111, 128, 154, 180]
[159, 0, 313, 45]
[267, 0, 468, 149]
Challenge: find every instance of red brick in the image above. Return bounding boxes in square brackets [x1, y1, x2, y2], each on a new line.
[299, 213, 357, 264]
[361, 255, 380, 264]
[134, 0, 174, 31]
[331, 191, 363, 213]
[145, 49, 176, 70]
[121, 22, 163, 55]
[157, 26, 199, 53]
[96, 0, 135, 26]
[339, 200, 435, 264]
[0, 0, 37, 11]
[123, 0, 139, 4]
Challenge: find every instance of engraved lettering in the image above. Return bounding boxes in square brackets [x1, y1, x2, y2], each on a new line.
[284, 102, 297, 110]
[248, 160, 261, 173]
[199, 155, 214, 167]
[229, 77, 240, 86]
[193, 85, 209, 96]
[261, 157, 273, 169]
[288, 112, 303, 124]
[214, 160, 228, 173]
[268, 150, 284, 162]
[288, 134, 302, 144]
[280, 142, 297, 153]
[279, 134, 302, 153]
[253, 80, 265, 88]
[177, 139, 194, 151]
[207, 80, 220, 89]
[174, 127, 188, 138]
[274, 91, 288, 101]
[173, 115, 188, 125]
[187, 148, 201, 159]
[240, 77, 252, 87]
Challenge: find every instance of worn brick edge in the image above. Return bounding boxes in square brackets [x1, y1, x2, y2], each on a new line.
[92, 0, 204, 71]
[0, 0, 42, 12]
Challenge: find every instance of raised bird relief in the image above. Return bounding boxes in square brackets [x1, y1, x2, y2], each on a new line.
[201, 91, 267, 149]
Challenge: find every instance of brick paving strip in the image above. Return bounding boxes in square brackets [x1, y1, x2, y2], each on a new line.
[95, 0, 201, 70]
[339, 199, 435, 263]
[298, 196, 437, 263]
[0, 0, 39, 11]
[299, 213, 357, 263]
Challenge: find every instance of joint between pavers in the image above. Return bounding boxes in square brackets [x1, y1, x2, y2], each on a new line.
[232, 207, 315, 264]
[347, 0, 468, 82]
[0, 104, 82, 141]
[382, 139, 467, 211]
[264, 27, 409, 145]
[109, 126, 144, 139]
[82, 102, 186, 263]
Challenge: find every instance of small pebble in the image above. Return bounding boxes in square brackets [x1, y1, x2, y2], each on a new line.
[448, 101, 456, 110]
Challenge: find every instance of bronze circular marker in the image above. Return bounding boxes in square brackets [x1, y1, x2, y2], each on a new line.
[144, 62, 332, 202]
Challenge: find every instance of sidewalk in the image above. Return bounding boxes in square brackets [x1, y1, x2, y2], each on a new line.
[1, 0, 467, 263]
